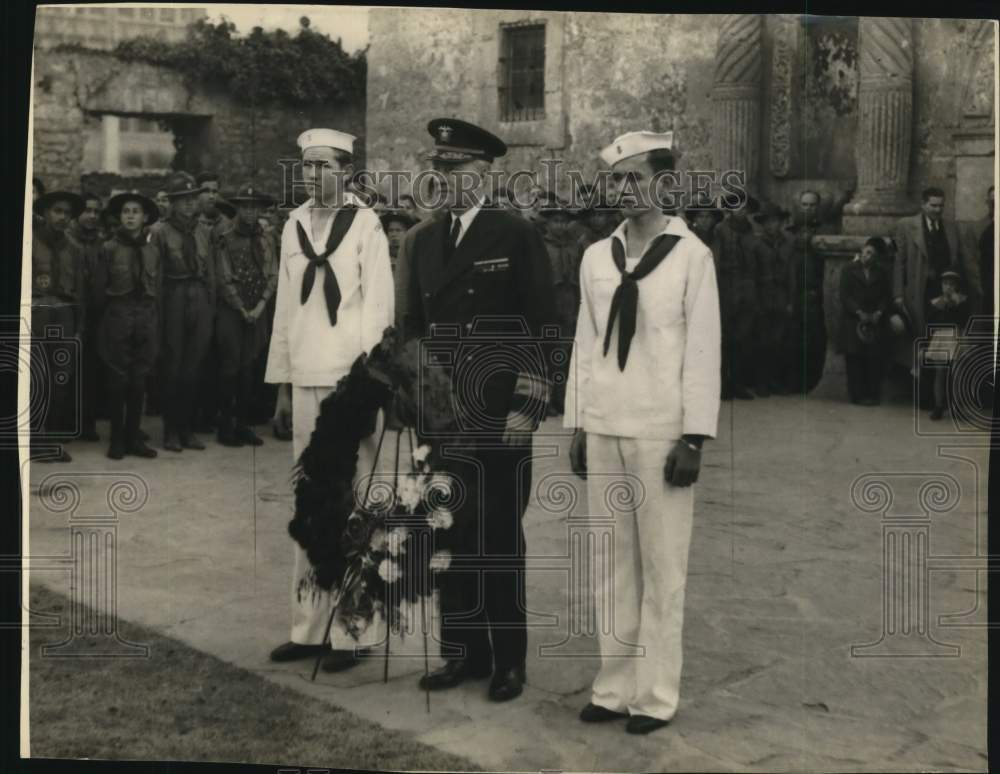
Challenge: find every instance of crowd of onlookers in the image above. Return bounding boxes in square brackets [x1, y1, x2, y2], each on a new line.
[27, 168, 995, 463]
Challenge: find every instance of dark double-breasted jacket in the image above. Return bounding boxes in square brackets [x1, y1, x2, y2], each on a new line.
[394, 207, 557, 436]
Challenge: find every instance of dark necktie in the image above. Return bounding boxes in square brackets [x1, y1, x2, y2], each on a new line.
[295, 205, 357, 326]
[444, 217, 462, 264]
[602, 232, 680, 370]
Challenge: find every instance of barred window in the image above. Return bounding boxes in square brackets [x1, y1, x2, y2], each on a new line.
[140, 8, 155, 20]
[498, 23, 545, 122]
[118, 7, 134, 17]
[160, 8, 176, 22]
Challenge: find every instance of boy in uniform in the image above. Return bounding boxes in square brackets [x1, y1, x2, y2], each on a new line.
[31, 190, 87, 462]
[566, 131, 720, 734]
[265, 128, 394, 672]
[94, 191, 162, 459]
[215, 183, 278, 447]
[69, 191, 106, 441]
[151, 172, 216, 452]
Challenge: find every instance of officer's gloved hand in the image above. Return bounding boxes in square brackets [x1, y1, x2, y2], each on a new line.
[569, 429, 587, 480]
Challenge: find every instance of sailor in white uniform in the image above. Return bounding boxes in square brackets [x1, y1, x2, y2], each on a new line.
[566, 131, 721, 734]
[265, 127, 394, 672]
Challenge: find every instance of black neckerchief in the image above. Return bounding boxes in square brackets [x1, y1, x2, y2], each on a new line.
[295, 205, 357, 326]
[116, 227, 147, 289]
[168, 214, 200, 276]
[602, 227, 680, 370]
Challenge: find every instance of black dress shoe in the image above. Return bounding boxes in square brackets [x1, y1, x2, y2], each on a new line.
[180, 433, 205, 450]
[626, 715, 671, 734]
[930, 406, 945, 420]
[419, 659, 491, 691]
[488, 665, 526, 702]
[320, 648, 369, 673]
[269, 641, 329, 662]
[733, 386, 755, 400]
[579, 703, 629, 722]
[125, 440, 158, 459]
[163, 433, 183, 453]
[107, 441, 126, 461]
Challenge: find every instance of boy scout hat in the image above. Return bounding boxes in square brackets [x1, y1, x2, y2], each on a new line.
[537, 190, 578, 218]
[196, 171, 220, 186]
[107, 190, 160, 224]
[33, 190, 85, 218]
[599, 130, 676, 167]
[164, 172, 204, 199]
[297, 128, 356, 155]
[425, 118, 507, 164]
[229, 182, 275, 206]
[753, 201, 790, 224]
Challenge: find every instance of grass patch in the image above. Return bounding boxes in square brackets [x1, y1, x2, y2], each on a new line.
[27, 584, 479, 770]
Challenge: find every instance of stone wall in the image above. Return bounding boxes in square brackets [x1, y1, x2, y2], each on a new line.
[366, 8, 719, 194]
[367, 11, 994, 226]
[32, 49, 366, 200]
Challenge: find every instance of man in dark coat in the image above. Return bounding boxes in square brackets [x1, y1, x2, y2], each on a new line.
[394, 118, 556, 702]
[714, 195, 760, 400]
[31, 190, 87, 462]
[752, 202, 796, 395]
[840, 238, 892, 405]
[786, 190, 836, 393]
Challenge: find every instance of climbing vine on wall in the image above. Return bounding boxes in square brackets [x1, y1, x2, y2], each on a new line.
[112, 17, 366, 107]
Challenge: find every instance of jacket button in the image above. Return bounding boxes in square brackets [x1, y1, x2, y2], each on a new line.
[467, 288, 475, 295]
[424, 292, 431, 298]
[465, 323, 472, 331]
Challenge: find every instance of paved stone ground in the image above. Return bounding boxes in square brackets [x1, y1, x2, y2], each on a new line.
[26, 365, 990, 772]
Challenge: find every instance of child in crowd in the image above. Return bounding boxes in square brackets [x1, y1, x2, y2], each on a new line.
[925, 270, 971, 420]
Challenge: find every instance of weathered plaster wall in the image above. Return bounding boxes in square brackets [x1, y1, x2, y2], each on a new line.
[32, 50, 366, 198]
[366, 9, 719, 196]
[368, 11, 994, 226]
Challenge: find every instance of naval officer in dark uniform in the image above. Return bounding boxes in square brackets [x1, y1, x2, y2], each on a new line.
[394, 118, 557, 702]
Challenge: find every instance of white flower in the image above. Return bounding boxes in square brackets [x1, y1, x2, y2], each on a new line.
[378, 558, 402, 583]
[429, 550, 452, 572]
[412, 444, 432, 465]
[387, 527, 408, 557]
[427, 508, 454, 531]
[398, 474, 423, 512]
[369, 527, 388, 552]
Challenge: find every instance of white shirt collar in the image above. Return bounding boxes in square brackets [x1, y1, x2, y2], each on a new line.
[450, 194, 488, 239]
[611, 214, 692, 257]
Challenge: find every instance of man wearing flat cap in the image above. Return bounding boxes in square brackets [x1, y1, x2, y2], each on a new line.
[265, 127, 394, 673]
[30, 190, 88, 462]
[150, 171, 217, 453]
[565, 130, 720, 734]
[394, 118, 556, 702]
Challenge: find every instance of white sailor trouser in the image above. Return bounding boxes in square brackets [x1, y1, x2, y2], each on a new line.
[585, 432, 695, 721]
[289, 385, 385, 649]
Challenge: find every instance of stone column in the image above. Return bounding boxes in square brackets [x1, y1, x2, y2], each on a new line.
[842, 17, 915, 234]
[711, 14, 764, 188]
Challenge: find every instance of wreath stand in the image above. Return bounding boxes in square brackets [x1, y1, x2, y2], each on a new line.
[310, 424, 433, 713]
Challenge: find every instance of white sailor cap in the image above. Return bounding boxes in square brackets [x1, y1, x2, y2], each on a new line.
[297, 128, 356, 155]
[599, 130, 675, 167]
